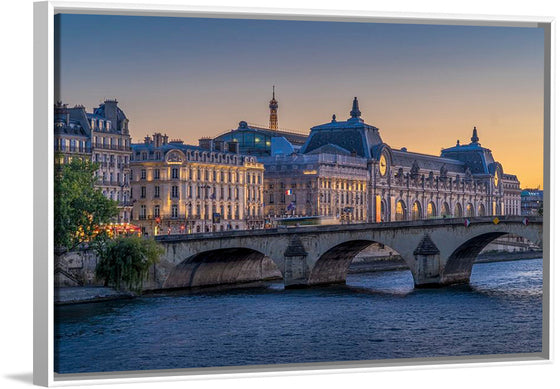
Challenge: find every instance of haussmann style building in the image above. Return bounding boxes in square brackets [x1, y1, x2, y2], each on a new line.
[129, 133, 265, 236]
[54, 99, 133, 223]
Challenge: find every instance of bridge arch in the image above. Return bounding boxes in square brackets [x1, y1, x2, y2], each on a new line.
[441, 228, 542, 285]
[163, 247, 283, 289]
[308, 239, 411, 286]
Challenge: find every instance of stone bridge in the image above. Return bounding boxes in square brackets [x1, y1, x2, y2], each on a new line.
[151, 216, 543, 290]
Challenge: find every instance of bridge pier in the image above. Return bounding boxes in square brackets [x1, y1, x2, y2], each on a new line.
[283, 236, 310, 289]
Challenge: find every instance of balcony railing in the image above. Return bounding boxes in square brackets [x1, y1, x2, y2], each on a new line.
[55, 145, 91, 153]
[98, 180, 128, 187]
[92, 143, 132, 152]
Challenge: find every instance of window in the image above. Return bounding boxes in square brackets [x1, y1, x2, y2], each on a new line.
[141, 186, 146, 198]
[172, 168, 179, 179]
[269, 193, 274, 204]
[411, 201, 422, 220]
[141, 169, 146, 180]
[154, 169, 160, 180]
[154, 186, 160, 198]
[140, 205, 146, 219]
[171, 185, 179, 198]
[171, 204, 178, 218]
[154, 205, 160, 218]
[395, 200, 406, 221]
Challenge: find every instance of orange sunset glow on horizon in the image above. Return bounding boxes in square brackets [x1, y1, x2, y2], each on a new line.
[57, 14, 545, 189]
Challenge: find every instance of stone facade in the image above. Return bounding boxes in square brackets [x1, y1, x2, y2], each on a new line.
[260, 98, 521, 222]
[54, 99, 133, 223]
[89, 99, 133, 222]
[262, 153, 369, 222]
[130, 133, 265, 236]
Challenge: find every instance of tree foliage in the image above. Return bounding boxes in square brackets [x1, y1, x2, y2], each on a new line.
[54, 157, 119, 252]
[95, 236, 164, 293]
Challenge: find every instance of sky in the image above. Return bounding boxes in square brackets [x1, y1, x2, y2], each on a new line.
[55, 14, 544, 188]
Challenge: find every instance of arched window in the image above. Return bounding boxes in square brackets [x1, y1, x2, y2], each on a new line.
[478, 203, 486, 216]
[441, 202, 450, 218]
[466, 203, 474, 217]
[380, 199, 387, 222]
[427, 202, 436, 218]
[454, 203, 463, 218]
[395, 200, 407, 221]
[411, 201, 422, 220]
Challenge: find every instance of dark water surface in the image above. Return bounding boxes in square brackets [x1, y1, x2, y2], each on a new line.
[54, 258, 543, 374]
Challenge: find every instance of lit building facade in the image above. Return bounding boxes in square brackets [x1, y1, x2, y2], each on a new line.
[54, 99, 133, 223]
[260, 97, 521, 222]
[130, 133, 265, 236]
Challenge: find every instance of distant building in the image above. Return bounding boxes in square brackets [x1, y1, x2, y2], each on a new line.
[260, 97, 521, 222]
[212, 88, 308, 156]
[521, 189, 543, 216]
[129, 133, 265, 236]
[54, 99, 133, 223]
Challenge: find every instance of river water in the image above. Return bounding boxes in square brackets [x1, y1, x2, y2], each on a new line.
[54, 258, 543, 374]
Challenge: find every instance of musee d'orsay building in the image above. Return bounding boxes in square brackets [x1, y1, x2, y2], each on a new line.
[216, 93, 521, 223]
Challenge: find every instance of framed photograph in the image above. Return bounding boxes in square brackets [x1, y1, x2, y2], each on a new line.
[34, 1, 553, 386]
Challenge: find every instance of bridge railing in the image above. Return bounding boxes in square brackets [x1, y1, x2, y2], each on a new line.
[154, 215, 542, 242]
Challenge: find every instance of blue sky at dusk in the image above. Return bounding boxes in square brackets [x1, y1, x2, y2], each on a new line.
[56, 14, 544, 187]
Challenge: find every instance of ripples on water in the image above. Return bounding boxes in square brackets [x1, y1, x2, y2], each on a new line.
[54, 258, 543, 374]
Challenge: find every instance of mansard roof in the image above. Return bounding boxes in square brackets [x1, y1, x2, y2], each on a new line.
[440, 129, 497, 175]
[306, 143, 353, 156]
[391, 149, 466, 174]
[301, 99, 383, 158]
[54, 120, 89, 138]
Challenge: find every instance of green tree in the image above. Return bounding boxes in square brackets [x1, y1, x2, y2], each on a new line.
[54, 157, 119, 252]
[94, 236, 164, 293]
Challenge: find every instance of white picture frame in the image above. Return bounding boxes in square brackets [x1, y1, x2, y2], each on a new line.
[32, 1, 555, 387]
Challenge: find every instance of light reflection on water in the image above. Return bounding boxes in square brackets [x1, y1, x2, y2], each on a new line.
[54, 258, 543, 374]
